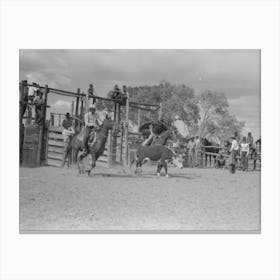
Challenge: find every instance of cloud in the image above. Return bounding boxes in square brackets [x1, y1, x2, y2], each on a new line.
[19, 49, 261, 137]
[52, 100, 72, 110]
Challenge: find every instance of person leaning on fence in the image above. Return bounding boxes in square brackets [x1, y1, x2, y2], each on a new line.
[61, 113, 75, 167]
[246, 132, 254, 159]
[240, 136, 250, 171]
[229, 136, 239, 167]
[216, 149, 226, 169]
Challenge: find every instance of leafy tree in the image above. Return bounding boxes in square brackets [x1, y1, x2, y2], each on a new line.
[198, 90, 229, 138]
[198, 90, 245, 141]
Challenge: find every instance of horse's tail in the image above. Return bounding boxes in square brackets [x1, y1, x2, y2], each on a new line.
[130, 152, 139, 169]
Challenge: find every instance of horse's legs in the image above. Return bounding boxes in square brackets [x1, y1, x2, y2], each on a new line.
[161, 159, 168, 177]
[72, 148, 80, 171]
[87, 153, 96, 176]
[61, 145, 71, 168]
[77, 149, 88, 174]
[156, 162, 163, 177]
[135, 157, 143, 175]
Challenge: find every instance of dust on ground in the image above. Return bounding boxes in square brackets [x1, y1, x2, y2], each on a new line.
[19, 164, 260, 232]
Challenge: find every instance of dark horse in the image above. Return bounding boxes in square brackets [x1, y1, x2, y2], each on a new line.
[62, 118, 118, 176]
[201, 138, 220, 167]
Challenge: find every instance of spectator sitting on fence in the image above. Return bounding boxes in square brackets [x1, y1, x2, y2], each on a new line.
[33, 89, 45, 125]
[240, 136, 250, 171]
[61, 113, 75, 168]
[111, 85, 122, 100]
[216, 150, 225, 169]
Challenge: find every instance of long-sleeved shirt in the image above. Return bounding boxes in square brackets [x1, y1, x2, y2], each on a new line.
[84, 112, 99, 127]
[240, 143, 250, 153]
[230, 139, 239, 152]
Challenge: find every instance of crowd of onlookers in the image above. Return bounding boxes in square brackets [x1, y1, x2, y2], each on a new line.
[181, 131, 260, 172]
[228, 132, 260, 172]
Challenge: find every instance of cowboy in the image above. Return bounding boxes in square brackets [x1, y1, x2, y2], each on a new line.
[61, 113, 75, 167]
[84, 104, 101, 144]
[229, 136, 239, 167]
[240, 136, 250, 171]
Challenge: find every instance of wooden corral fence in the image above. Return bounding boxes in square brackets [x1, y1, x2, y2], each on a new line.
[181, 144, 261, 170]
[46, 126, 110, 168]
[19, 80, 162, 169]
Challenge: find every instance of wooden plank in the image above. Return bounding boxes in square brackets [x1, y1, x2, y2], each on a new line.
[204, 152, 219, 156]
[48, 132, 64, 140]
[47, 158, 62, 167]
[48, 139, 65, 148]
[49, 126, 63, 133]
[128, 132, 142, 136]
[48, 146, 64, 154]
[48, 152, 63, 160]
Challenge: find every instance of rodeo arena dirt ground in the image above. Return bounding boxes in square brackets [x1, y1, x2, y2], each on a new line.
[19, 162, 260, 232]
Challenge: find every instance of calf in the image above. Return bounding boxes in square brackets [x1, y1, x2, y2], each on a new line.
[131, 145, 183, 177]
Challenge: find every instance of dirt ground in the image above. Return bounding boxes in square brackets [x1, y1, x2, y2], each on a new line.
[19, 164, 260, 232]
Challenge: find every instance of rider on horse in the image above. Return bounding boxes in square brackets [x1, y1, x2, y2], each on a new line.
[84, 104, 101, 145]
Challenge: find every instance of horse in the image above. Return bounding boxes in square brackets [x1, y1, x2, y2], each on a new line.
[201, 138, 220, 167]
[132, 145, 183, 177]
[62, 118, 118, 176]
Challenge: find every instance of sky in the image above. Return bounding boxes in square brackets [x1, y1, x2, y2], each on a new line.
[19, 49, 261, 138]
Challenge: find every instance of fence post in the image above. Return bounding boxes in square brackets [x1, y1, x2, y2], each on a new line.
[107, 130, 112, 168]
[124, 96, 130, 167]
[38, 84, 49, 165]
[70, 100, 74, 116]
[75, 88, 80, 128]
[112, 102, 120, 165]
[200, 147, 204, 168]
[80, 95, 84, 117]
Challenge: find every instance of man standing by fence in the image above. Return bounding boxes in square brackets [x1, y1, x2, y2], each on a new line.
[229, 135, 239, 170]
[240, 136, 250, 171]
[61, 113, 75, 168]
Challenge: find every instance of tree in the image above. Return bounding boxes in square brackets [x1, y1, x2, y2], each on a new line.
[198, 90, 229, 138]
[198, 90, 245, 141]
